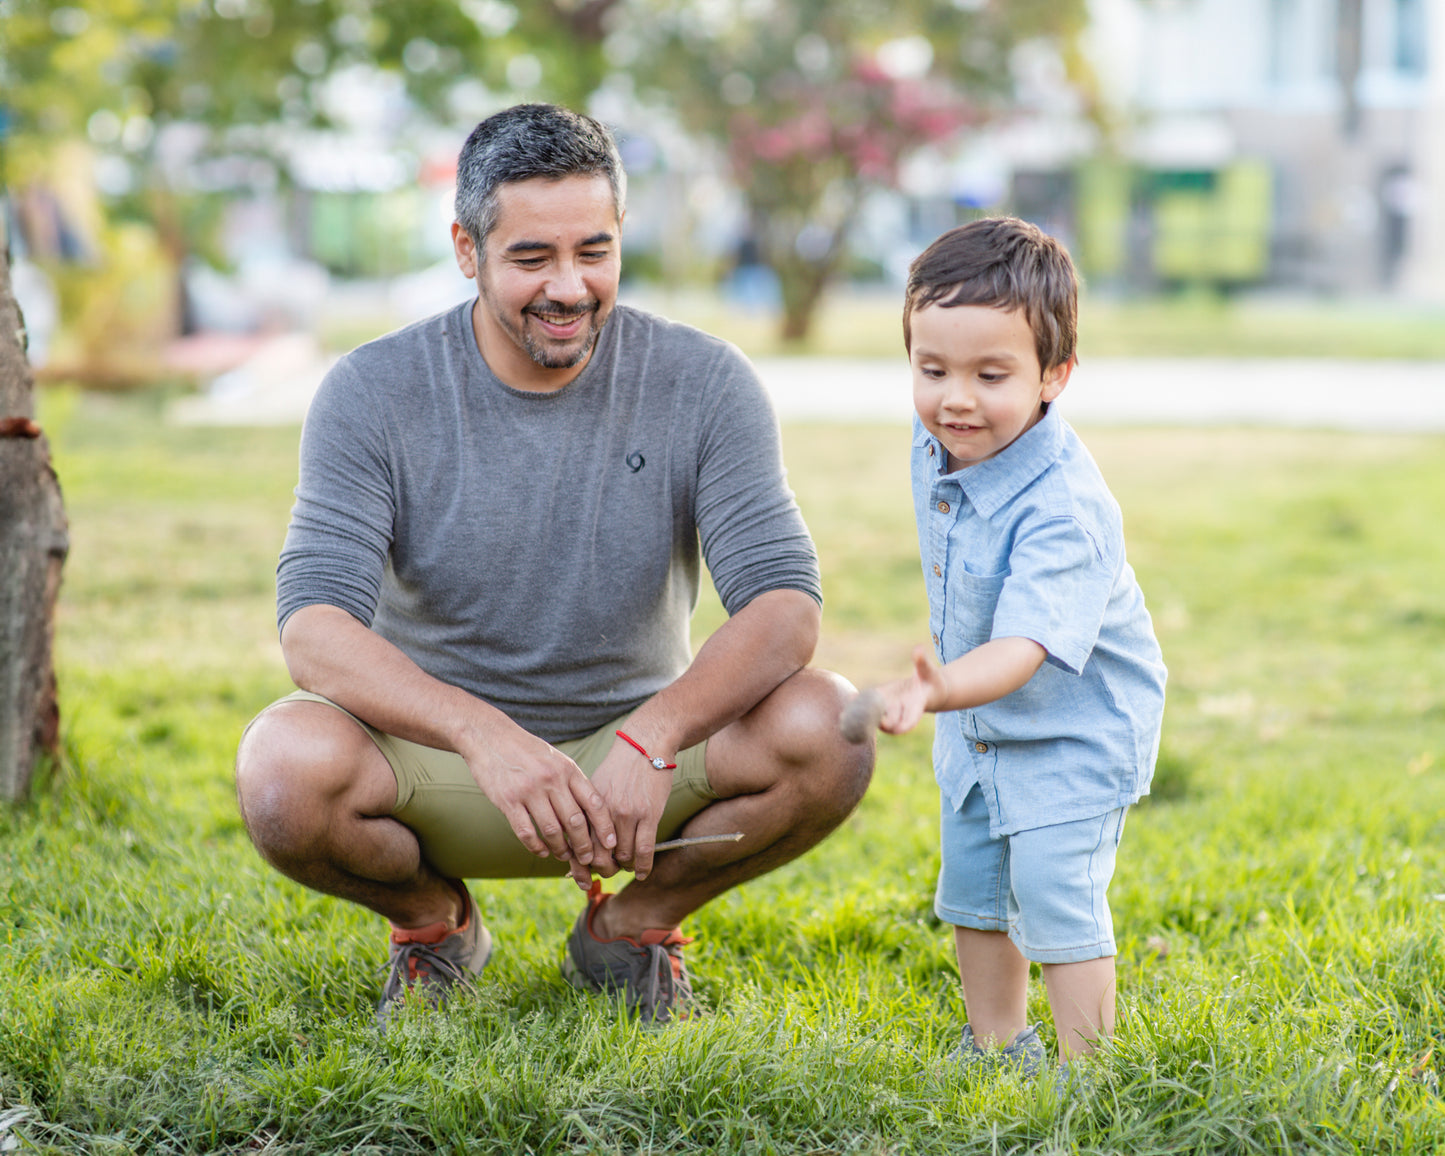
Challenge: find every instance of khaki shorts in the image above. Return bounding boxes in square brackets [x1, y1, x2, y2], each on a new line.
[249, 690, 716, 880]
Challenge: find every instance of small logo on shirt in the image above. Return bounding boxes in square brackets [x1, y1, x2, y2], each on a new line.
[626, 451, 645, 473]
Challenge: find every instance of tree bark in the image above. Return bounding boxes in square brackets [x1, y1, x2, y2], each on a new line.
[1, 243, 68, 801]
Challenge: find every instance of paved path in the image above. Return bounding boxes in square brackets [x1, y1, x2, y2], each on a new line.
[753, 357, 1445, 432]
[167, 338, 1445, 431]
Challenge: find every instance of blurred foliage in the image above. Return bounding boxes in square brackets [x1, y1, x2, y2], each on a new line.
[47, 221, 178, 383]
[0, 0, 618, 184]
[0, 0, 1090, 356]
[626, 0, 1088, 339]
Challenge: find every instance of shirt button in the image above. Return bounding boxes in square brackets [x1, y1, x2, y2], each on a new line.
[932, 633, 940, 647]
[975, 742, 988, 753]
[928, 444, 936, 457]
[936, 500, 950, 514]
[932, 563, 942, 577]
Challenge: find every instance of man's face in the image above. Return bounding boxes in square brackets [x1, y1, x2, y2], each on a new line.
[452, 174, 622, 391]
[909, 303, 1072, 470]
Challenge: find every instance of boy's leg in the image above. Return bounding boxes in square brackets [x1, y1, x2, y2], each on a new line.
[936, 784, 1032, 1049]
[1041, 956, 1116, 1060]
[1007, 806, 1128, 1060]
[954, 928, 1030, 1046]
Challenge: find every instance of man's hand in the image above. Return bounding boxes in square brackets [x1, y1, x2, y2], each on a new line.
[457, 724, 617, 887]
[583, 737, 675, 882]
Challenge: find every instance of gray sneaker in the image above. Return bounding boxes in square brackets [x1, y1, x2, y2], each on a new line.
[947, 1023, 1047, 1076]
[377, 881, 492, 1025]
[562, 882, 695, 1024]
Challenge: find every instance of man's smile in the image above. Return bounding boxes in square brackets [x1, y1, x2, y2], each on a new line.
[526, 301, 597, 339]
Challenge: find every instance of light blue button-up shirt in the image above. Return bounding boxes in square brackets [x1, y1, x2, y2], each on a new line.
[912, 404, 1167, 835]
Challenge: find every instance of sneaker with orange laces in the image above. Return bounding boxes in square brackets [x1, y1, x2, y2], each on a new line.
[562, 881, 696, 1024]
[377, 880, 492, 1026]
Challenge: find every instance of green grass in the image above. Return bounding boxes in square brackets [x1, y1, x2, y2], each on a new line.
[2, 391, 1444, 1153]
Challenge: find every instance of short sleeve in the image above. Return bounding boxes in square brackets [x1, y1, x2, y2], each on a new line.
[989, 516, 1118, 675]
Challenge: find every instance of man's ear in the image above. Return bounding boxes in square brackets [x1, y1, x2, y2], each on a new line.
[452, 222, 478, 280]
[1041, 356, 1075, 404]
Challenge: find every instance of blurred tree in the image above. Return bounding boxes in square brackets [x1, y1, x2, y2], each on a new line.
[0, 0, 1088, 348]
[0, 1, 607, 350]
[0, 241, 67, 802]
[1, 0, 422, 369]
[624, 0, 1088, 340]
[0, 0, 619, 199]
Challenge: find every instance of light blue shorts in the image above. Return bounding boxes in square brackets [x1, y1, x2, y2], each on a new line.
[935, 782, 1126, 964]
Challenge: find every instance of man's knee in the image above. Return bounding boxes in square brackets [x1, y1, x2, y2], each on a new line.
[235, 702, 384, 860]
[733, 667, 875, 813]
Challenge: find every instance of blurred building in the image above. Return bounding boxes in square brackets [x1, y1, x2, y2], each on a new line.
[1072, 0, 1443, 297]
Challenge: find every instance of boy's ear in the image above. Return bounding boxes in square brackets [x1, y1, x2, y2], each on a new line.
[1041, 356, 1075, 404]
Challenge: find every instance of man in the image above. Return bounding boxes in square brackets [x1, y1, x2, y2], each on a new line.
[234, 103, 874, 1025]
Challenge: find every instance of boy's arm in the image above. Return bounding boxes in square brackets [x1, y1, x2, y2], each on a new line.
[875, 637, 1047, 735]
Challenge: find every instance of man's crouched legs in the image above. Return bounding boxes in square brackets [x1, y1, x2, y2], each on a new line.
[235, 668, 875, 1022]
[564, 668, 875, 1021]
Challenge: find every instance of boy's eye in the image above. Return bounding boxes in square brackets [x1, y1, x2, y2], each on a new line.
[978, 372, 1005, 384]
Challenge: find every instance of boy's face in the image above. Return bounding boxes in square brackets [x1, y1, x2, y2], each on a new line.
[909, 303, 1072, 470]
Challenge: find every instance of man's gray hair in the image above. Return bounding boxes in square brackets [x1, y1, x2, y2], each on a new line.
[454, 103, 627, 249]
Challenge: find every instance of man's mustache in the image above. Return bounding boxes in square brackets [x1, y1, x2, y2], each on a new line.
[524, 299, 599, 319]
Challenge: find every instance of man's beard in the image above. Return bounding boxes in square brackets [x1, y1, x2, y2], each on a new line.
[517, 299, 603, 369]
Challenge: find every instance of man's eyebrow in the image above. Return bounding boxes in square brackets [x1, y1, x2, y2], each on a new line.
[504, 231, 615, 254]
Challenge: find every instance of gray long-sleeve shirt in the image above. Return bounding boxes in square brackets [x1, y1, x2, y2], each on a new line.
[276, 300, 821, 743]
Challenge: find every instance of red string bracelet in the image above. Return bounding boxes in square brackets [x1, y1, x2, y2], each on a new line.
[615, 730, 677, 770]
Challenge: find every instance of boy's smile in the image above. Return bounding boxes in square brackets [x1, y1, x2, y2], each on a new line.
[909, 303, 1072, 470]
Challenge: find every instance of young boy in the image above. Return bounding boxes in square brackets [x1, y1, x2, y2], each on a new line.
[856, 217, 1166, 1074]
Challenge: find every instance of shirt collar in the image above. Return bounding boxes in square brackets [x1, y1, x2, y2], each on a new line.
[930, 403, 1066, 517]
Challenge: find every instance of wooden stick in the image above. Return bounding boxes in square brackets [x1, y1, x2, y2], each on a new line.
[652, 831, 745, 852]
[839, 688, 885, 743]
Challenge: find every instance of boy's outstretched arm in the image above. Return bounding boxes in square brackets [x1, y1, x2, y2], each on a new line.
[872, 637, 1047, 735]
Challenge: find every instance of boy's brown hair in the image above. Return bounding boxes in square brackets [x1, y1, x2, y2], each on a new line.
[903, 216, 1078, 373]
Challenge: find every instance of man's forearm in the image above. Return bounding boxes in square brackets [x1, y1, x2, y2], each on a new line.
[280, 603, 512, 760]
[615, 588, 820, 758]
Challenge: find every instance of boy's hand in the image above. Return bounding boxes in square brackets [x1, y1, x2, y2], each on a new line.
[843, 637, 1049, 740]
[876, 645, 949, 734]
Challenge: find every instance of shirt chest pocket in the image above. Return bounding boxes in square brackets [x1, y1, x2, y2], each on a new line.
[943, 569, 1007, 652]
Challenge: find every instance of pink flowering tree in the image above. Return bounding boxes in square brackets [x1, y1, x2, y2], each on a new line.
[725, 62, 972, 340]
[629, 0, 1087, 341]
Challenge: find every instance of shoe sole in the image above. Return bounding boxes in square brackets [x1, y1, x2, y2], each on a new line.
[468, 924, 495, 975]
[560, 951, 602, 993]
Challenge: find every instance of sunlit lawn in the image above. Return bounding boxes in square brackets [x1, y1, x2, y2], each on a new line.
[620, 287, 1445, 361]
[1, 388, 1443, 1153]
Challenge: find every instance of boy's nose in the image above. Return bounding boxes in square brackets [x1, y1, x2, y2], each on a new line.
[940, 383, 977, 413]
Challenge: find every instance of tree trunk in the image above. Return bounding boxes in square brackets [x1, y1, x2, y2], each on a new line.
[777, 255, 836, 344]
[1, 243, 68, 801]
[759, 200, 859, 345]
